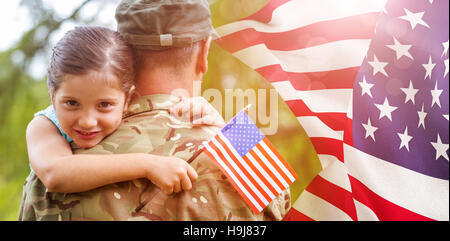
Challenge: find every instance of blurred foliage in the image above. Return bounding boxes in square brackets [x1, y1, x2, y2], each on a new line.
[0, 0, 321, 221]
[0, 0, 94, 221]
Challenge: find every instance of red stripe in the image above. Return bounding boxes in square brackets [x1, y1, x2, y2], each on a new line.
[216, 12, 380, 53]
[256, 65, 359, 90]
[262, 137, 297, 180]
[242, 0, 291, 23]
[306, 175, 357, 221]
[310, 137, 344, 162]
[285, 99, 348, 131]
[215, 135, 273, 203]
[248, 149, 285, 191]
[343, 116, 354, 146]
[282, 208, 315, 221]
[348, 175, 435, 221]
[255, 143, 291, 186]
[204, 143, 261, 214]
[242, 155, 279, 197]
[210, 136, 266, 211]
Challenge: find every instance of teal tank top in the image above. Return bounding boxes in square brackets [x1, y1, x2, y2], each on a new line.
[34, 105, 73, 143]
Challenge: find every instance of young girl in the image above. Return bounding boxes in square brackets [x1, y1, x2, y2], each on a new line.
[26, 26, 224, 195]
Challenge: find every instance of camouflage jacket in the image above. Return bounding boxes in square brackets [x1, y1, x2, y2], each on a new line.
[18, 94, 290, 221]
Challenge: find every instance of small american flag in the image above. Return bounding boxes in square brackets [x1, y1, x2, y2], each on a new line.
[202, 108, 297, 214]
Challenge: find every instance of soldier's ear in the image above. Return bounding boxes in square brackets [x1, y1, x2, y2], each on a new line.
[196, 36, 212, 74]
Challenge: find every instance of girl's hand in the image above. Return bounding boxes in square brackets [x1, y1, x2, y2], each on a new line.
[146, 155, 198, 195]
[169, 96, 225, 128]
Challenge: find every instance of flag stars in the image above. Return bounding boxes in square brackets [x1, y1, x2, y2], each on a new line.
[422, 56, 436, 80]
[417, 104, 427, 129]
[386, 37, 413, 60]
[359, 76, 374, 98]
[362, 118, 378, 142]
[375, 97, 398, 121]
[397, 127, 413, 152]
[430, 81, 443, 108]
[368, 55, 389, 77]
[400, 80, 419, 104]
[399, 8, 430, 30]
[431, 134, 449, 161]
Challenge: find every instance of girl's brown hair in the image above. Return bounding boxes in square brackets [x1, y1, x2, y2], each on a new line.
[48, 26, 134, 94]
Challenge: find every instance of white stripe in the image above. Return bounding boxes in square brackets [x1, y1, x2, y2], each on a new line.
[344, 143, 449, 221]
[245, 152, 283, 193]
[297, 116, 344, 140]
[318, 159, 352, 193]
[216, 0, 386, 36]
[353, 199, 379, 221]
[211, 137, 269, 205]
[317, 154, 340, 170]
[272, 81, 352, 113]
[292, 190, 353, 221]
[346, 92, 353, 119]
[253, 146, 289, 188]
[259, 140, 296, 182]
[217, 133, 276, 199]
[204, 143, 262, 212]
[232, 39, 371, 73]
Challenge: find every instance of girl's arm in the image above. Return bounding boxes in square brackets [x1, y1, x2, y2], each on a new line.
[26, 116, 197, 194]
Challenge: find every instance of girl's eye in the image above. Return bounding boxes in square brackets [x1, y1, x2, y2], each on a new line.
[99, 102, 113, 108]
[65, 100, 79, 107]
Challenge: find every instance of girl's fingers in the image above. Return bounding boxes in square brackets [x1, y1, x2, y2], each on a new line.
[180, 174, 193, 191]
[170, 101, 190, 117]
[163, 185, 174, 195]
[187, 165, 198, 182]
[173, 181, 181, 193]
[193, 116, 212, 125]
[193, 115, 225, 127]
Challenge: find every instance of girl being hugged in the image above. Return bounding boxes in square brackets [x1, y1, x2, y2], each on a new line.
[26, 26, 223, 195]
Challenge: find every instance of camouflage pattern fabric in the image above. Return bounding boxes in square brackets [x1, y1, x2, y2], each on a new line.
[18, 94, 291, 221]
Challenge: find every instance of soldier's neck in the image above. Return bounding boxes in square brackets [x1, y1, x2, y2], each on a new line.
[134, 66, 202, 98]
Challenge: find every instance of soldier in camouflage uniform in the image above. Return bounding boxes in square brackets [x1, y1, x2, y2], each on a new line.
[19, 94, 290, 220]
[18, 0, 291, 220]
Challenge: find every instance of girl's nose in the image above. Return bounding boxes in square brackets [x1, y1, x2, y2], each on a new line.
[78, 113, 98, 129]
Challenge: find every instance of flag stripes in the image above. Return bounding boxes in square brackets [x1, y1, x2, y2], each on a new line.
[203, 137, 263, 214]
[215, 135, 275, 201]
[203, 132, 296, 214]
[232, 39, 371, 73]
[217, 12, 380, 53]
[348, 175, 434, 221]
[292, 190, 354, 221]
[255, 65, 359, 90]
[344, 143, 448, 220]
[215, 0, 386, 37]
[305, 175, 357, 221]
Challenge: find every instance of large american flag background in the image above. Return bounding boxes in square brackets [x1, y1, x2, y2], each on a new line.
[212, 0, 449, 220]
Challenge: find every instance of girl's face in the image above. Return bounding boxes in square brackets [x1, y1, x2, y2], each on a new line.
[53, 71, 128, 149]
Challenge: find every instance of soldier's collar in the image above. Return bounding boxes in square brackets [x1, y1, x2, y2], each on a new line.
[123, 94, 180, 118]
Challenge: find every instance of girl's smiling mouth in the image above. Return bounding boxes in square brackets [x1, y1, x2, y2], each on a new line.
[74, 130, 100, 139]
